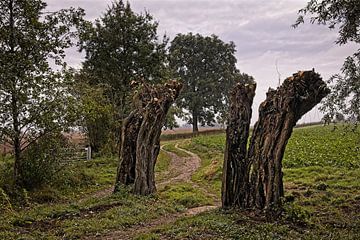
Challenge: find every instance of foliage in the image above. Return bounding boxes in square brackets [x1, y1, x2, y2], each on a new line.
[0, 0, 84, 186]
[74, 76, 115, 153]
[294, 0, 360, 122]
[179, 125, 359, 197]
[283, 125, 359, 168]
[0, 187, 13, 212]
[19, 133, 70, 190]
[320, 53, 360, 122]
[78, 0, 169, 149]
[169, 33, 244, 132]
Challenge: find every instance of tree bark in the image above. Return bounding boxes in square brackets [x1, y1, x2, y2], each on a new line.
[221, 83, 256, 209]
[114, 110, 143, 192]
[192, 110, 199, 133]
[134, 80, 182, 195]
[8, 0, 23, 187]
[222, 70, 330, 216]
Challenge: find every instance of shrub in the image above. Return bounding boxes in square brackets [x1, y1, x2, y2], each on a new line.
[20, 133, 70, 190]
[283, 202, 310, 226]
[0, 187, 12, 212]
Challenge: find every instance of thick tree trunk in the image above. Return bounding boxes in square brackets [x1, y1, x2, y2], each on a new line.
[134, 80, 182, 195]
[221, 83, 256, 209]
[114, 110, 143, 192]
[222, 70, 330, 216]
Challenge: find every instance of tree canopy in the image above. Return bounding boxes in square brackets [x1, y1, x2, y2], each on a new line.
[77, 0, 168, 150]
[294, 0, 360, 123]
[169, 33, 240, 132]
[0, 0, 84, 186]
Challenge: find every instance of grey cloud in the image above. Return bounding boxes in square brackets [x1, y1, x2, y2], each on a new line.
[44, 0, 358, 123]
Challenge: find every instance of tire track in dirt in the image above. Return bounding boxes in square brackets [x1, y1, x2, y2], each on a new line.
[86, 142, 219, 240]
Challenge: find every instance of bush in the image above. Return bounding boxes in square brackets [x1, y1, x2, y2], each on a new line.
[20, 133, 70, 190]
[283, 202, 310, 226]
[0, 187, 12, 212]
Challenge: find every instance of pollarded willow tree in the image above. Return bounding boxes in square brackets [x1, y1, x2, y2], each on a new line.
[0, 0, 84, 187]
[222, 70, 330, 218]
[114, 80, 182, 195]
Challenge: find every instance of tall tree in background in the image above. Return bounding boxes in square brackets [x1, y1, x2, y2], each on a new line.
[169, 33, 239, 132]
[0, 0, 84, 186]
[294, 0, 360, 123]
[78, 0, 168, 150]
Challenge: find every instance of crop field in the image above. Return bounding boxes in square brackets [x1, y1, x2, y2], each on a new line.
[0, 125, 359, 239]
[159, 125, 360, 239]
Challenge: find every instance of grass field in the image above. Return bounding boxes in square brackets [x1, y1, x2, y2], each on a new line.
[0, 125, 359, 239]
[155, 125, 360, 239]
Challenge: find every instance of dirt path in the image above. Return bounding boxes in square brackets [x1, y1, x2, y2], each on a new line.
[79, 143, 201, 203]
[86, 142, 219, 240]
[157, 143, 201, 188]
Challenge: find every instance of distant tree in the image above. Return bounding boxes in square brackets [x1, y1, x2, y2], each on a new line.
[169, 33, 239, 132]
[78, 0, 168, 149]
[74, 75, 114, 154]
[0, 0, 84, 186]
[294, 0, 360, 123]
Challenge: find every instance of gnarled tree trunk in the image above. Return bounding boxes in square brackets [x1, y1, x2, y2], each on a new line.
[222, 83, 256, 209]
[114, 110, 143, 192]
[222, 70, 330, 217]
[114, 80, 182, 195]
[134, 80, 182, 195]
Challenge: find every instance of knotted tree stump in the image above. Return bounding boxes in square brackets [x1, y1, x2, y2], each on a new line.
[222, 70, 330, 217]
[114, 110, 143, 191]
[222, 83, 256, 208]
[114, 80, 182, 195]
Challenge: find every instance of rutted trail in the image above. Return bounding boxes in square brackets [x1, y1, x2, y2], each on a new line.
[157, 143, 201, 188]
[87, 142, 219, 240]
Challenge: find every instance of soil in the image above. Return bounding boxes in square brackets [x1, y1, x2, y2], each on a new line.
[22, 141, 219, 239]
[85, 142, 219, 240]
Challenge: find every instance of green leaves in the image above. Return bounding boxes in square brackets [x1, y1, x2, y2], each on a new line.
[77, 0, 168, 149]
[169, 33, 250, 130]
[0, 0, 85, 185]
[294, 0, 360, 123]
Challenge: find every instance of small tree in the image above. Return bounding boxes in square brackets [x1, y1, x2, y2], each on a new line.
[169, 33, 239, 132]
[294, 0, 360, 123]
[0, 0, 84, 187]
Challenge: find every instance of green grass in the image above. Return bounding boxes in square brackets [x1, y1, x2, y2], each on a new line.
[284, 125, 359, 168]
[1, 125, 359, 239]
[159, 183, 213, 208]
[0, 148, 200, 239]
[162, 142, 191, 157]
[0, 189, 184, 239]
[165, 125, 360, 239]
[143, 209, 360, 239]
[155, 150, 172, 182]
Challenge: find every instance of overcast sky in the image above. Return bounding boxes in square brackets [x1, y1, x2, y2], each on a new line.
[46, 0, 358, 124]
